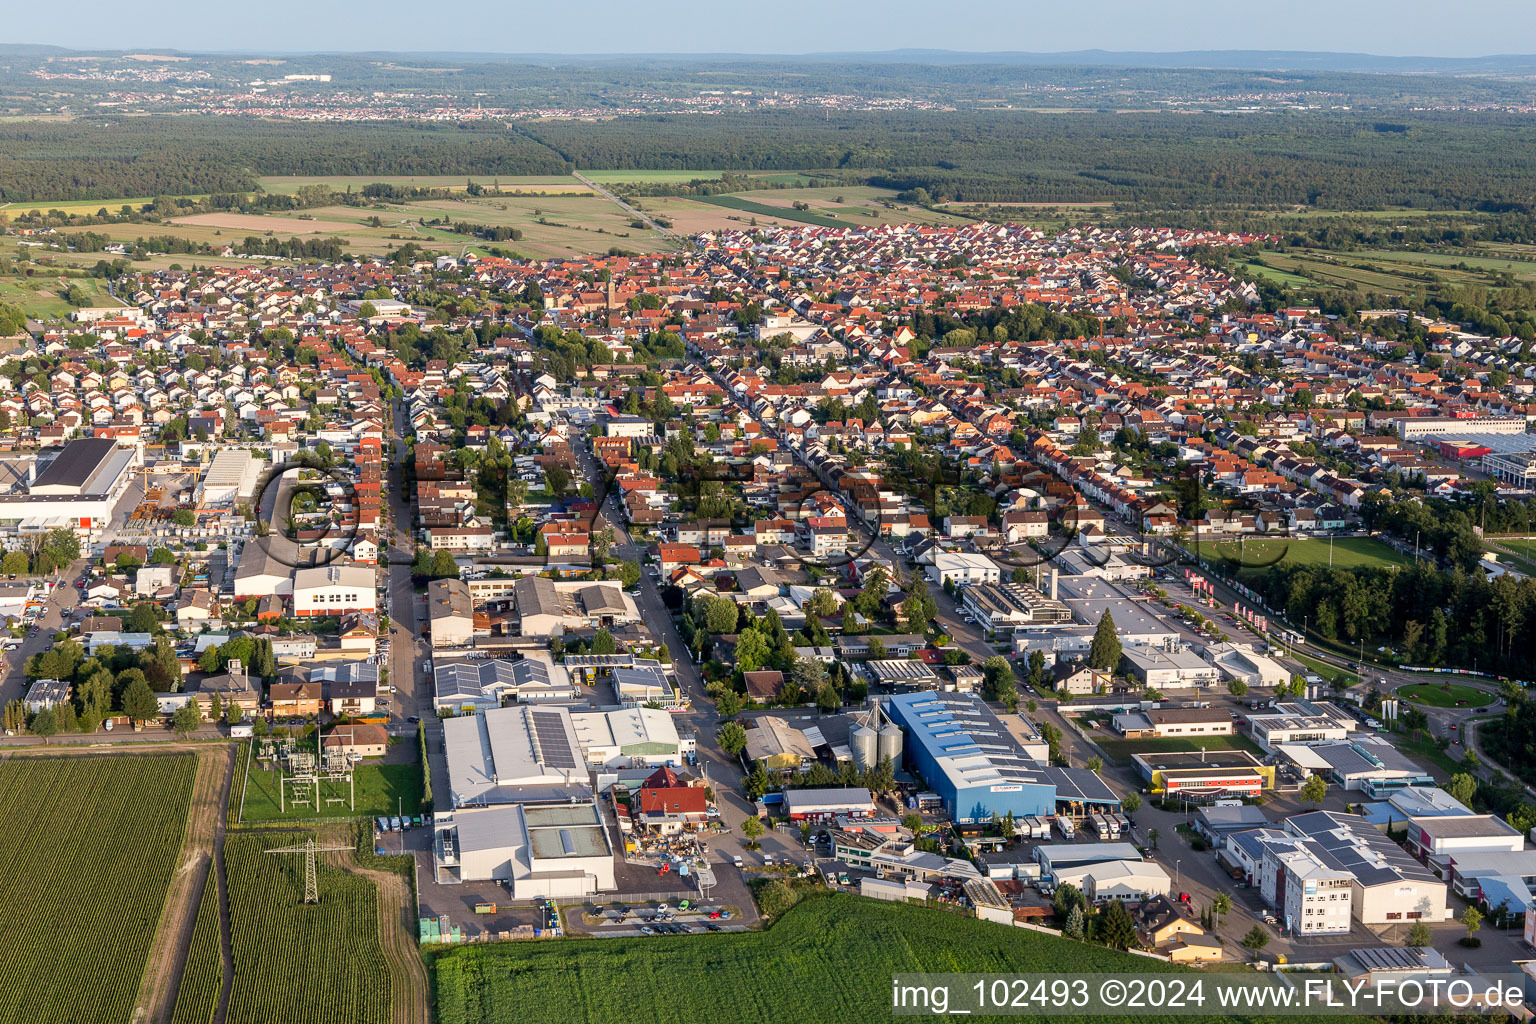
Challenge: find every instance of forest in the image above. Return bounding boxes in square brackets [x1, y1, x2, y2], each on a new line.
[7, 109, 1536, 212]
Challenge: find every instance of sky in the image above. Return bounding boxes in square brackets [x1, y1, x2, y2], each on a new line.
[9, 0, 1536, 58]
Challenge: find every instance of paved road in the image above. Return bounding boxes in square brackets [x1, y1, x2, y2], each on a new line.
[573, 173, 678, 241]
[385, 401, 427, 727]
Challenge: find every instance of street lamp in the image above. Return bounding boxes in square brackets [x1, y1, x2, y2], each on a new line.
[1175, 859, 1182, 890]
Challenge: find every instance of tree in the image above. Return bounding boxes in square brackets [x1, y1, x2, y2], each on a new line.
[1227, 678, 1248, 697]
[1053, 882, 1087, 920]
[1211, 891, 1231, 925]
[1085, 756, 1103, 774]
[1100, 899, 1137, 950]
[1088, 612, 1122, 672]
[543, 464, 570, 495]
[0, 550, 27, 575]
[1241, 924, 1270, 954]
[591, 629, 617, 656]
[716, 689, 742, 720]
[699, 596, 739, 635]
[121, 676, 158, 726]
[740, 816, 765, 845]
[1063, 904, 1085, 939]
[171, 701, 201, 737]
[1, 699, 22, 734]
[1405, 920, 1433, 948]
[717, 721, 748, 758]
[30, 706, 57, 743]
[1121, 792, 1142, 814]
[170, 509, 196, 528]
[225, 703, 244, 725]
[1301, 774, 1328, 807]
[816, 682, 840, 714]
[619, 559, 642, 588]
[1447, 772, 1478, 807]
[126, 602, 160, 635]
[1461, 906, 1483, 938]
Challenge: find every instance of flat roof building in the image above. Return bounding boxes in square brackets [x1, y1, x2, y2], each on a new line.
[434, 801, 615, 897]
[570, 707, 692, 769]
[442, 703, 590, 808]
[884, 691, 1117, 822]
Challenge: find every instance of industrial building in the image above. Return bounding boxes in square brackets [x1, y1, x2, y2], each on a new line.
[196, 449, 262, 506]
[433, 802, 616, 897]
[782, 787, 875, 821]
[1483, 450, 1536, 489]
[1119, 647, 1221, 690]
[1276, 736, 1435, 792]
[1131, 749, 1274, 799]
[511, 577, 639, 636]
[1208, 643, 1291, 689]
[0, 438, 139, 542]
[1113, 707, 1234, 739]
[441, 704, 591, 808]
[883, 691, 1117, 822]
[433, 656, 575, 713]
[570, 707, 694, 769]
[959, 580, 1072, 632]
[1281, 811, 1448, 925]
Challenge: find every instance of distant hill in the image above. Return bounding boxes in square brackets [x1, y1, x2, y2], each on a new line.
[3, 43, 1535, 76]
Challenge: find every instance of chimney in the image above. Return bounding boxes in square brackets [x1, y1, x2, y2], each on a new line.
[1049, 568, 1059, 601]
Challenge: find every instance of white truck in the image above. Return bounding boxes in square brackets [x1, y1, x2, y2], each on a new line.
[1054, 816, 1076, 840]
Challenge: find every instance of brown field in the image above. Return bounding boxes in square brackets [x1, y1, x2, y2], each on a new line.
[171, 213, 357, 234]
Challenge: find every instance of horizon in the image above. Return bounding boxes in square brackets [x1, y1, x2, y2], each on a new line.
[9, 0, 1536, 60]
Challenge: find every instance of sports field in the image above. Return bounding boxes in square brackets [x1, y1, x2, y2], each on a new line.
[1200, 535, 1410, 570]
[431, 894, 1243, 1024]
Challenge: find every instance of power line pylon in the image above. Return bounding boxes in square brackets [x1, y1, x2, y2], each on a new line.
[266, 837, 351, 904]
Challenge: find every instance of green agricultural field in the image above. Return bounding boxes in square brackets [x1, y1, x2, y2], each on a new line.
[0, 755, 196, 1024]
[236, 756, 424, 823]
[1396, 682, 1495, 708]
[171, 871, 224, 1024]
[223, 835, 389, 1024]
[1093, 734, 1264, 765]
[1202, 536, 1410, 571]
[432, 894, 1251, 1024]
[1232, 259, 1314, 287]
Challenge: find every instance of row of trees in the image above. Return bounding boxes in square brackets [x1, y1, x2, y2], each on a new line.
[1251, 560, 1536, 675]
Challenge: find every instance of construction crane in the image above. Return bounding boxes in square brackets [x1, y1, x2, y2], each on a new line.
[266, 837, 351, 904]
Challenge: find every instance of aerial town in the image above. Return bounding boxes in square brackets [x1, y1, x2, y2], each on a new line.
[2, 207, 1536, 1022]
[8, 21, 1536, 1024]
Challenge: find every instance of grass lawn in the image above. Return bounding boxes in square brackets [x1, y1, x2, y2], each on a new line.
[431, 894, 1249, 1024]
[1396, 682, 1494, 708]
[237, 756, 424, 823]
[1094, 734, 1265, 765]
[1205, 535, 1410, 570]
[1394, 731, 1462, 778]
